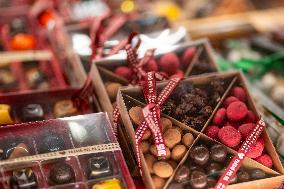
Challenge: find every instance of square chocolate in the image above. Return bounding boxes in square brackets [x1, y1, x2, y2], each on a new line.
[21, 104, 44, 122]
[87, 156, 111, 179]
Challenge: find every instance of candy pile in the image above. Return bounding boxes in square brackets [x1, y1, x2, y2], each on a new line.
[129, 107, 195, 189]
[169, 141, 270, 189]
[205, 86, 273, 168]
[115, 48, 197, 81]
[161, 79, 227, 131]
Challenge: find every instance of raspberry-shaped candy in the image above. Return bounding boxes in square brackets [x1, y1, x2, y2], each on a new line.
[238, 123, 256, 139]
[158, 53, 180, 75]
[256, 154, 273, 168]
[246, 138, 264, 159]
[218, 126, 241, 148]
[204, 125, 220, 140]
[226, 101, 248, 122]
[232, 86, 246, 102]
[213, 108, 226, 126]
[223, 96, 239, 108]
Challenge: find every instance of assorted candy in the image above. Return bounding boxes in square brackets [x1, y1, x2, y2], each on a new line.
[205, 85, 273, 168]
[0, 113, 134, 189]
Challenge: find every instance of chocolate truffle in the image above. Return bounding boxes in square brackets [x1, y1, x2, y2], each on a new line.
[206, 162, 222, 176]
[174, 165, 190, 183]
[190, 145, 209, 166]
[8, 143, 30, 159]
[53, 100, 78, 118]
[250, 169, 266, 180]
[164, 128, 181, 149]
[87, 156, 111, 179]
[171, 144, 186, 161]
[237, 169, 250, 183]
[190, 170, 207, 189]
[26, 68, 48, 89]
[39, 133, 65, 153]
[129, 106, 144, 125]
[21, 104, 44, 121]
[105, 82, 122, 102]
[153, 161, 173, 178]
[10, 168, 37, 189]
[0, 70, 17, 89]
[182, 133, 194, 147]
[210, 144, 227, 162]
[50, 162, 75, 184]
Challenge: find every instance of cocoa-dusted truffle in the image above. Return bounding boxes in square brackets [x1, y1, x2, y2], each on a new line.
[171, 144, 186, 161]
[164, 128, 181, 149]
[153, 161, 173, 178]
[105, 82, 122, 102]
[182, 133, 194, 147]
[129, 106, 144, 125]
[152, 175, 165, 189]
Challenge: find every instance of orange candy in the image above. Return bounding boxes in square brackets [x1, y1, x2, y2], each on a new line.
[38, 10, 55, 27]
[10, 34, 36, 51]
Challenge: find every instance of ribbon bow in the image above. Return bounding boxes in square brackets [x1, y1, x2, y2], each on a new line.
[125, 33, 168, 85]
[135, 72, 181, 174]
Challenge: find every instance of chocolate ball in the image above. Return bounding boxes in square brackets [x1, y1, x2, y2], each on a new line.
[10, 168, 37, 189]
[50, 162, 75, 184]
[207, 177, 217, 188]
[26, 68, 48, 89]
[250, 169, 266, 180]
[53, 100, 78, 118]
[190, 170, 207, 189]
[21, 104, 44, 121]
[39, 134, 65, 153]
[87, 156, 111, 179]
[210, 144, 227, 162]
[190, 145, 209, 166]
[229, 174, 237, 184]
[175, 165, 190, 183]
[237, 169, 250, 183]
[168, 182, 183, 189]
[206, 162, 222, 176]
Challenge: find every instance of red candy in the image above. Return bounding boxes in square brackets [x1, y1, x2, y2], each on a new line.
[243, 110, 257, 123]
[218, 126, 241, 148]
[158, 53, 180, 75]
[232, 86, 246, 102]
[223, 96, 239, 108]
[256, 154, 273, 168]
[226, 101, 248, 122]
[114, 66, 133, 81]
[143, 59, 158, 72]
[10, 34, 36, 51]
[238, 123, 256, 139]
[204, 125, 220, 140]
[213, 108, 226, 126]
[181, 47, 196, 66]
[246, 138, 264, 158]
[170, 69, 184, 79]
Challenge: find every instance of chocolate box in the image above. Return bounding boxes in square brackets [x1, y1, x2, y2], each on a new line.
[0, 87, 101, 125]
[117, 71, 284, 189]
[0, 113, 135, 189]
[0, 50, 68, 94]
[92, 39, 218, 119]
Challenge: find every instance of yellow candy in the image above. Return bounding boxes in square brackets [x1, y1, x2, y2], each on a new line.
[0, 104, 13, 125]
[92, 179, 122, 189]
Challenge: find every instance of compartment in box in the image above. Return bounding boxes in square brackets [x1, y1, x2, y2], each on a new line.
[41, 157, 83, 186]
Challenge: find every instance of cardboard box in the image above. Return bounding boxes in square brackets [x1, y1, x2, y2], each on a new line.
[117, 71, 284, 189]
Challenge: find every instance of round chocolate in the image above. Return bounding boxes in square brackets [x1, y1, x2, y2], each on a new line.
[210, 144, 227, 162]
[250, 169, 266, 180]
[190, 145, 209, 166]
[237, 169, 250, 183]
[168, 182, 183, 189]
[206, 162, 222, 176]
[190, 170, 207, 189]
[175, 165, 190, 183]
[39, 134, 65, 153]
[207, 177, 217, 188]
[49, 162, 75, 184]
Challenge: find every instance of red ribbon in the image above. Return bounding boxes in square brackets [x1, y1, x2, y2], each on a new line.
[214, 117, 266, 189]
[90, 12, 128, 60]
[135, 72, 181, 174]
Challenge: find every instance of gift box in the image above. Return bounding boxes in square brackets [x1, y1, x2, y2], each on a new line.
[93, 39, 218, 118]
[117, 70, 284, 189]
[0, 87, 100, 125]
[0, 113, 135, 189]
